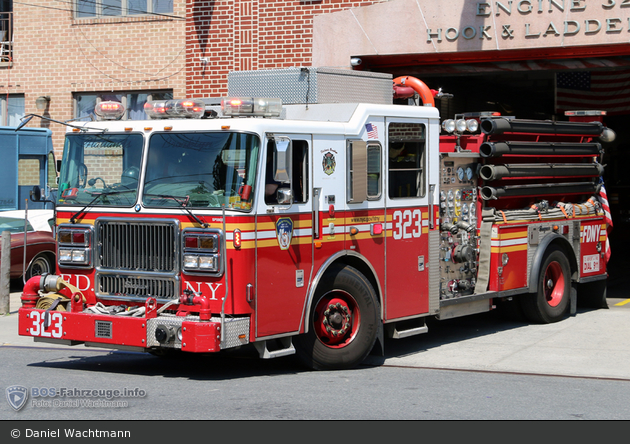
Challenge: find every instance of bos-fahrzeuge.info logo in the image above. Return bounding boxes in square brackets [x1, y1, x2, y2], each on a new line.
[6, 386, 146, 411]
[6, 386, 28, 411]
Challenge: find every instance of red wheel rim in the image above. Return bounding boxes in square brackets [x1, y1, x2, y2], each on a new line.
[544, 261, 565, 307]
[313, 290, 360, 348]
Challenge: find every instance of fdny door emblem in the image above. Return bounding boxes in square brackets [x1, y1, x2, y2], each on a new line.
[322, 152, 336, 176]
[276, 217, 294, 250]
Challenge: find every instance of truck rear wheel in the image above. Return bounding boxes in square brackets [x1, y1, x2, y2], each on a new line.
[295, 265, 379, 370]
[520, 246, 571, 323]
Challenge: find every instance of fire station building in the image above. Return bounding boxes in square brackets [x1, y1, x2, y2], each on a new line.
[3, 0, 630, 240]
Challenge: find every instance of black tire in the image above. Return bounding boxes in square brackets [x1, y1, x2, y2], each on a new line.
[295, 264, 380, 370]
[26, 254, 53, 281]
[520, 246, 571, 323]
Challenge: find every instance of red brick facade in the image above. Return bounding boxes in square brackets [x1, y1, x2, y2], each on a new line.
[185, 0, 385, 97]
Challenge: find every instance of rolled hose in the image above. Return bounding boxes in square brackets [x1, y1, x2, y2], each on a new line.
[479, 141, 603, 158]
[479, 163, 605, 181]
[480, 117, 604, 136]
[36, 294, 71, 311]
[480, 181, 601, 200]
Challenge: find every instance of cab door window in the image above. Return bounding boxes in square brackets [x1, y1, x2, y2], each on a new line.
[388, 123, 426, 199]
[265, 139, 309, 205]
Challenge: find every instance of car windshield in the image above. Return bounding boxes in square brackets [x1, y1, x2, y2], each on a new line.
[0, 217, 34, 234]
[142, 132, 260, 211]
[57, 133, 144, 207]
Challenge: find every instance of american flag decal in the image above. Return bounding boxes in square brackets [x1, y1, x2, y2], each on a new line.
[597, 177, 613, 263]
[365, 123, 378, 139]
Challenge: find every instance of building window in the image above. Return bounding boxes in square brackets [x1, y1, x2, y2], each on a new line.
[74, 91, 173, 120]
[76, 0, 173, 18]
[0, 94, 24, 126]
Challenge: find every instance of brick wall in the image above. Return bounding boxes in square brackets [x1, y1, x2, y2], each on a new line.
[1, 1, 187, 160]
[185, 0, 387, 97]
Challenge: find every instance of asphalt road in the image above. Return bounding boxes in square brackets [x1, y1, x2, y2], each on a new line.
[1, 271, 630, 421]
[2, 300, 630, 421]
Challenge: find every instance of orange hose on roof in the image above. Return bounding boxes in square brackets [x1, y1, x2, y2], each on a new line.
[393, 76, 435, 107]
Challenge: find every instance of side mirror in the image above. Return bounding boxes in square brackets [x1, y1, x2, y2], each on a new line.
[30, 186, 42, 202]
[273, 137, 292, 183]
[15, 115, 35, 131]
[29, 185, 56, 208]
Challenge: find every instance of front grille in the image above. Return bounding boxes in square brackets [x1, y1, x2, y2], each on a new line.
[97, 219, 178, 272]
[98, 275, 177, 300]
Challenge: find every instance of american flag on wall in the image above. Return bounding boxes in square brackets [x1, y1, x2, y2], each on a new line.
[598, 176, 613, 263]
[556, 69, 630, 115]
[365, 123, 378, 139]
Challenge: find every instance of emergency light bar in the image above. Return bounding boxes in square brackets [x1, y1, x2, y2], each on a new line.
[221, 97, 282, 117]
[144, 99, 205, 119]
[94, 101, 125, 120]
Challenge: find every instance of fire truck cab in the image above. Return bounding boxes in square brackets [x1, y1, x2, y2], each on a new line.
[19, 68, 612, 370]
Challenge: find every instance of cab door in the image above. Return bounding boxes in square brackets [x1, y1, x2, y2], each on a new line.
[255, 134, 313, 338]
[384, 119, 431, 319]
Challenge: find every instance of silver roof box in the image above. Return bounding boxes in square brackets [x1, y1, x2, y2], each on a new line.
[227, 67, 393, 105]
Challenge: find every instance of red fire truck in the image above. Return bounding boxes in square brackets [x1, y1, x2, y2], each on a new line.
[19, 68, 613, 370]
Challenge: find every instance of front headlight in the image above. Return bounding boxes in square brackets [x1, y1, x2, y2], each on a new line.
[182, 228, 223, 275]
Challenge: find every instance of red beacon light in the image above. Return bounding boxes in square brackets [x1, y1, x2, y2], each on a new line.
[94, 101, 125, 120]
[144, 99, 205, 119]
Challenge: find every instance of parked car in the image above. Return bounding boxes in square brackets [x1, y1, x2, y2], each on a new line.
[0, 211, 56, 281]
[1, 210, 54, 232]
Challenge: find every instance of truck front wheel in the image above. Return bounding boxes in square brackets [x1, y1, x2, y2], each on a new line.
[521, 246, 571, 323]
[295, 265, 380, 370]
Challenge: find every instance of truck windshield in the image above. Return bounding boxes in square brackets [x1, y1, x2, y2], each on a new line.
[57, 133, 144, 207]
[142, 132, 260, 211]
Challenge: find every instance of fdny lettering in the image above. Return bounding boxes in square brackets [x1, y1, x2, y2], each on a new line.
[581, 224, 600, 243]
[59, 274, 91, 292]
[184, 282, 223, 300]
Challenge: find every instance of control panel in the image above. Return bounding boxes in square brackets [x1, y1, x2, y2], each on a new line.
[439, 154, 480, 299]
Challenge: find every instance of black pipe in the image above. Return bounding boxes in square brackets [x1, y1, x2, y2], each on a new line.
[481, 118, 604, 136]
[480, 182, 601, 200]
[479, 163, 605, 181]
[479, 141, 603, 158]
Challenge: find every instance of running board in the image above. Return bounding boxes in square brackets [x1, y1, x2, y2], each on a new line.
[392, 325, 428, 339]
[386, 319, 429, 339]
[253, 337, 296, 359]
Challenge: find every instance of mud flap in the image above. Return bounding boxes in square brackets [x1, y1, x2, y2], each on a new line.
[370, 319, 385, 356]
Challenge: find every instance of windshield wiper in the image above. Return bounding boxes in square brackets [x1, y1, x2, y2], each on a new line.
[144, 194, 208, 228]
[69, 189, 135, 224]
